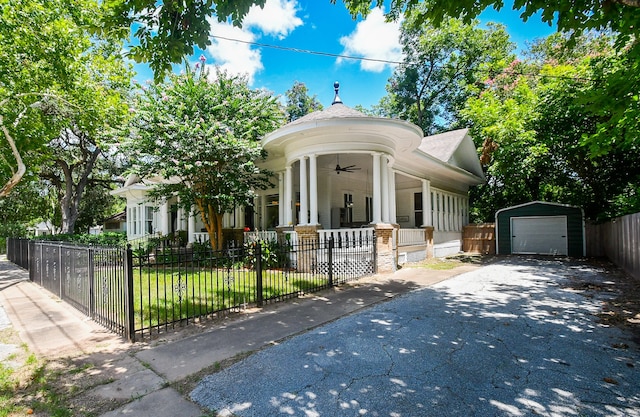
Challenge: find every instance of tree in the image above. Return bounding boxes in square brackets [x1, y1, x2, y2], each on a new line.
[36, 39, 132, 234]
[340, 0, 640, 41]
[284, 81, 323, 122]
[384, 15, 514, 134]
[341, 0, 640, 156]
[461, 33, 640, 222]
[100, 0, 266, 80]
[125, 64, 284, 250]
[0, 0, 129, 198]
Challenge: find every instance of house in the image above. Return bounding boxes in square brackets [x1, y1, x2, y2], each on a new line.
[102, 211, 127, 234]
[112, 83, 484, 271]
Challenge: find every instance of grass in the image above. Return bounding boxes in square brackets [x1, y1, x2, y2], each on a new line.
[132, 266, 330, 331]
[402, 253, 487, 270]
[0, 329, 73, 417]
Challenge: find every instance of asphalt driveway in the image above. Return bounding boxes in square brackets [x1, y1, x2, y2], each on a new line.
[191, 257, 640, 416]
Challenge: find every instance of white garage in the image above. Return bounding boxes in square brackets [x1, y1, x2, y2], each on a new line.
[511, 216, 568, 255]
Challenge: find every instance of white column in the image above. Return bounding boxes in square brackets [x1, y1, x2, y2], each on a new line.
[285, 165, 293, 225]
[180, 206, 188, 232]
[299, 157, 308, 225]
[309, 154, 318, 225]
[445, 194, 450, 231]
[188, 209, 196, 243]
[237, 206, 245, 229]
[159, 201, 169, 235]
[388, 165, 397, 223]
[422, 180, 431, 227]
[278, 172, 284, 226]
[437, 192, 443, 230]
[372, 153, 382, 223]
[260, 194, 267, 230]
[381, 156, 390, 223]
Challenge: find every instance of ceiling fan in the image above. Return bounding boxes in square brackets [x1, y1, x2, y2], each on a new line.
[335, 155, 361, 174]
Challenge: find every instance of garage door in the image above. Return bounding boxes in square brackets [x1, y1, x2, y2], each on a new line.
[511, 216, 568, 255]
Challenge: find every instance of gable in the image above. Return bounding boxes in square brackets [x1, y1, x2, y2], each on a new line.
[418, 129, 484, 178]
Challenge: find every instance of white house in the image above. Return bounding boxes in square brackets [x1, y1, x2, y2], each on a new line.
[112, 83, 484, 269]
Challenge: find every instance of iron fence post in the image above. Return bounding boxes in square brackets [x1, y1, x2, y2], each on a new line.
[328, 236, 334, 287]
[28, 240, 34, 281]
[88, 247, 95, 319]
[124, 245, 135, 342]
[58, 242, 63, 298]
[255, 242, 263, 307]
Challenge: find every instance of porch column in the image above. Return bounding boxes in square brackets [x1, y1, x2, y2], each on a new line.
[159, 201, 169, 235]
[445, 194, 450, 231]
[236, 206, 244, 229]
[372, 153, 382, 223]
[389, 167, 397, 223]
[278, 172, 284, 226]
[381, 155, 390, 223]
[422, 180, 432, 226]
[299, 157, 308, 225]
[309, 154, 318, 225]
[260, 194, 267, 230]
[285, 165, 293, 225]
[188, 209, 196, 243]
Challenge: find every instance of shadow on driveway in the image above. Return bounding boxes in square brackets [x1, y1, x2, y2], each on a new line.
[191, 257, 640, 416]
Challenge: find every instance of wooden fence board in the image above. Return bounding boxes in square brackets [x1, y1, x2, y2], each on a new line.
[586, 213, 640, 280]
[462, 224, 496, 255]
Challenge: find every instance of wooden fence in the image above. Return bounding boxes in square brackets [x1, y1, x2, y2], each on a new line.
[462, 223, 496, 255]
[586, 212, 640, 280]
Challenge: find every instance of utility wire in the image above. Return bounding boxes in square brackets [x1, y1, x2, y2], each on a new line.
[211, 34, 405, 65]
[210, 34, 598, 82]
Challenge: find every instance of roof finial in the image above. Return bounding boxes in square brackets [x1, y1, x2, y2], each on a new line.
[332, 81, 343, 105]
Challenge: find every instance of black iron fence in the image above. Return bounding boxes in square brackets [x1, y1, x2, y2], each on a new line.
[6, 234, 376, 341]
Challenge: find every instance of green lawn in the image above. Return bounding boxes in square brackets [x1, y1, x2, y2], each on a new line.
[132, 266, 329, 331]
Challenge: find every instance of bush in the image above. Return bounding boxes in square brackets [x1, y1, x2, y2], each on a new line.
[243, 238, 292, 269]
[35, 232, 127, 247]
[0, 223, 28, 254]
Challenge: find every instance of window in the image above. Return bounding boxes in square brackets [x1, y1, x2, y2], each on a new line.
[146, 206, 154, 234]
[132, 207, 138, 235]
[414, 192, 423, 227]
[365, 196, 373, 223]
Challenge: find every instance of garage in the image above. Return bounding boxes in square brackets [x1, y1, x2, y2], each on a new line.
[496, 201, 585, 257]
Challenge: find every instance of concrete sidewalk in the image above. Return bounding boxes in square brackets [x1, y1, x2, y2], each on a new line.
[0, 255, 481, 416]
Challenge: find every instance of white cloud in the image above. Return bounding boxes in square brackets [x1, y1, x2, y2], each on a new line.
[338, 8, 402, 72]
[206, 20, 263, 84]
[243, 0, 303, 39]
[205, 0, 303, 84]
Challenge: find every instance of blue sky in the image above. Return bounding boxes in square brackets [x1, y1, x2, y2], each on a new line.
[132, 0, 556, 109]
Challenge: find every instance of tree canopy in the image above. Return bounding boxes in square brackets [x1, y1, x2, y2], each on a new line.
[100, 0, 266, 79]
[382, 15, 513, 134]
[340, 0, 640, 41]
[125, 64, 284, 249]
[461, 33, 640, 222]
[0, 0, 131, 199]
[284, 81, 323, 122]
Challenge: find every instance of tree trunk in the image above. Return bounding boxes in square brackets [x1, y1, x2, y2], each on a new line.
[56, 139, 101, 234]
[196, 199, 226, 251]
[0, 115, 26, 197]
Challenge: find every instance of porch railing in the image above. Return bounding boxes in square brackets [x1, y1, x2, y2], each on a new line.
[397, 229, 427, 246]
[193, 232, 209, 243]
[244, 230, 278, 243]
[318, 228, 374, 248]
